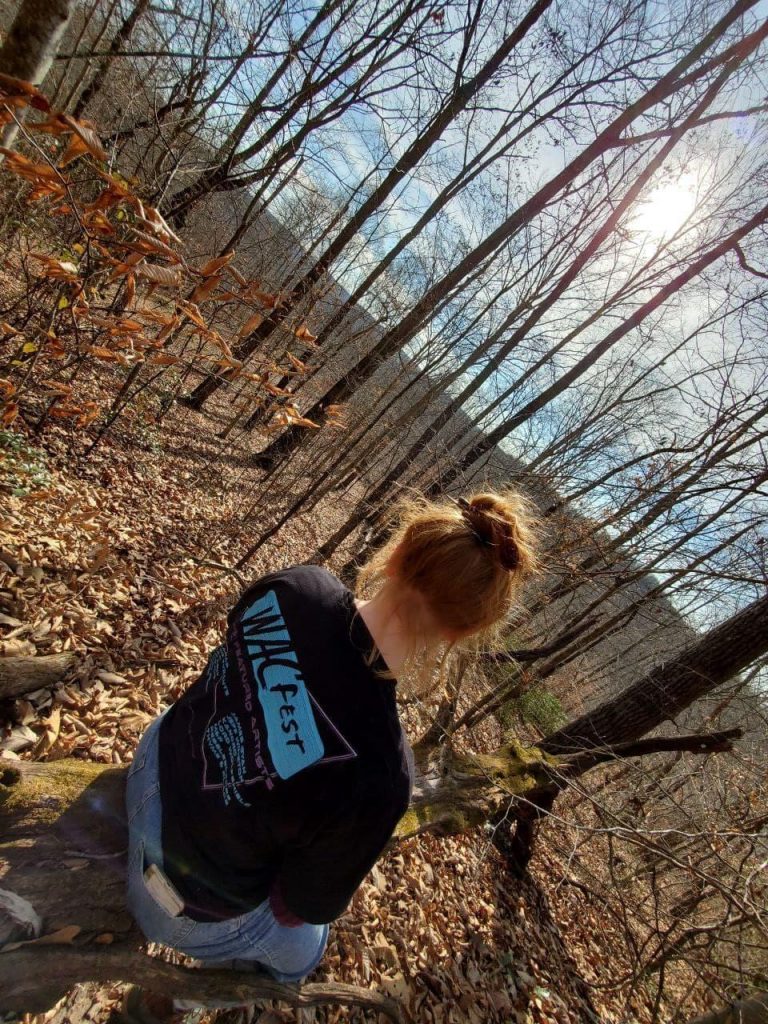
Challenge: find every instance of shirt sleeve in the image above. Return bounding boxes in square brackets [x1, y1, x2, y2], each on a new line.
[276, 788, 404, 925]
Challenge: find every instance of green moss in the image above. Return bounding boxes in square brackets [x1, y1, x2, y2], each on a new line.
[502, 687, 567, 735]
[0, 761, 116, 825]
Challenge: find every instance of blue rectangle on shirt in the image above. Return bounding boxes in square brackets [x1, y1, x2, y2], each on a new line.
[240, 590, 324, 779]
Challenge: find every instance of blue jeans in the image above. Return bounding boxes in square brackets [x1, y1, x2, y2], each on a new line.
[125, 714, 329, 985]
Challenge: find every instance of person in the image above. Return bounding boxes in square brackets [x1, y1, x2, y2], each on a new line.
[122, 490, 537, 1020]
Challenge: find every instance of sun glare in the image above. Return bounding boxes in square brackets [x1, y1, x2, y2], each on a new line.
[630, 177, 698, 240]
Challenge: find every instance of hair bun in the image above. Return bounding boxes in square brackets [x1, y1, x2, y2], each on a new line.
[457, 495, 520, 572]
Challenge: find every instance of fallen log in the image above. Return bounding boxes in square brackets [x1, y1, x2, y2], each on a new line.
[0, 653, 77, 700]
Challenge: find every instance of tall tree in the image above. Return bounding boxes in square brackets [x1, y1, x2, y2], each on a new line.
[247, 5, 768, 467]
[182, 0, 559, 407]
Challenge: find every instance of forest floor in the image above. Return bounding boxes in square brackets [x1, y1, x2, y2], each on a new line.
[0, 391, 705, 1024]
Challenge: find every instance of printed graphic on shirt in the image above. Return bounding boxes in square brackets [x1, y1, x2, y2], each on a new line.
[240, 589, 324, 779]
[201, 588, 356, 804]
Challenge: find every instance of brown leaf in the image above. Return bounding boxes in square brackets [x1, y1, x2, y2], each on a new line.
[135, 264, 183, 288]
[1, 402, 19, 425]
[238, 311, 264, 337]
[190, 274, 223, 304]
[0, 73, 50, 110]
[178, 301, 208, 330]
[198, 252, 234, 277]
[251, 289, 279, 309]
[0, 149, 63, 182]
[294, 324, 318, 344]
[146, 352, 180, 365]
[226, 264, 248, 288]
[2, 924, 81, 953]
[286, 352, 307, 373]
[127, 228, 181, 263]
[31, 705, 61, 758]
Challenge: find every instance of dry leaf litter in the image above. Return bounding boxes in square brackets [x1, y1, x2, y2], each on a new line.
[0, 406, 699, 1024]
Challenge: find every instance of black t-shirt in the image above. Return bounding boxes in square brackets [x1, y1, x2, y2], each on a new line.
[158, 564, 414, 925]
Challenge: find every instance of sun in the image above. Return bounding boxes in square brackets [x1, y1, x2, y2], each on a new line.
[630, 177, 698, 240]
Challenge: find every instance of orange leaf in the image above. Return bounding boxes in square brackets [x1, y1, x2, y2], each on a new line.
[251, 289, 279, 309]
[40, 380, 72, 397]
[137, 308, 177, 326]
[88, 346, 120, 361]
[125, 228, 181, 263]
[29, 254, 79, 281]
[155, 317, 180, 343]
[1, 401, 19, 424]
[81, 208, 115, 234]
[198, 251, 234, 277]
[238, 311, 264, 337]
[226, 265, 248, 288]
[147, 352, 179, 365]
[46, 336, 66, 358]
[294, 324, 318, 344]
[58, 133, 90, 167]
[0, 73, 49, 110]
[286, 352, 306, 373]
[0, 149, 62, 182]
[134, 202, 183, 245]
[75, 402, 100, 427]
[190, 274, 223, 304]
[178, 301, 208, 330]
[29, 112, 72, 136]
[58, 114, 108, 162]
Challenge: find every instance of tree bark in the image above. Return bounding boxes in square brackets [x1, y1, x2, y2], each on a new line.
[0, 0, 73, 83]
[0, 0, 74, 149]
[541, 593, 768, 754]
[0, 653, 77, 699]
[0, 760, 402, 1020]
[71, 0, 150, 118]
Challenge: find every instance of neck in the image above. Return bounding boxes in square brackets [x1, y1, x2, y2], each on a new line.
[354, 579, 425, 677]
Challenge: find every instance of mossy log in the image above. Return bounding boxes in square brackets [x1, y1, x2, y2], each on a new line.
[395, 738, 558, 840]
[0, 653, 77, 700]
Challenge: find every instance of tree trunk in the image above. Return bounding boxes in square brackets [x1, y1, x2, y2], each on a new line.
[0, 653, 77, 699]
[429, 199, 768, 498]
[541, 593, 768, 753]
[2, 590, 762, 1012]
[71, 0, 150, 118]
[0, 0, 74, 149]
[182, 0, 556, 408]
[237, 7, 768, 447]
[0, 760, 402, 1019]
